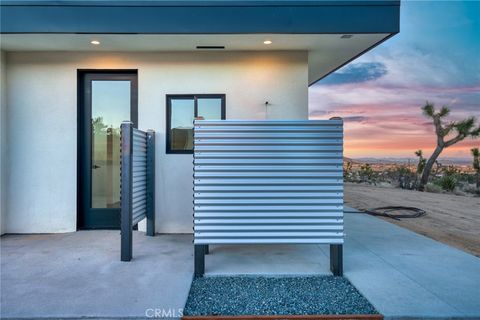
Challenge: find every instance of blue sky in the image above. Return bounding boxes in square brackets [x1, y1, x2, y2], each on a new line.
[309, 0, 480, 158]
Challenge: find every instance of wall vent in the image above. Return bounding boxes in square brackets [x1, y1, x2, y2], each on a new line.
[196, 46, 225, 50]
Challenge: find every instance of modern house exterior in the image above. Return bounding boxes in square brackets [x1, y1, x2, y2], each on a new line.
[0, 0, 400, 235]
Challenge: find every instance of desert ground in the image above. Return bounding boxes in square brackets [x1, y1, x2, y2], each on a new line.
[344, 183, 480, 257]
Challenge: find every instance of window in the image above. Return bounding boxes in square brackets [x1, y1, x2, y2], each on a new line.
[166, 94, 226, 153]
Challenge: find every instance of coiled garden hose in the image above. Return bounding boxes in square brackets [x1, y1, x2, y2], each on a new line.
[363, 206, 426, 221]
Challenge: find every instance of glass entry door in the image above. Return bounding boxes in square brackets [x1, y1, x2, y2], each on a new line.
[79, 72, 138, 229]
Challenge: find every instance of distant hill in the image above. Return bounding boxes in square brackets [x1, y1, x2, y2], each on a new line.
[347, 157, 471, 166]
[343, 157, 361, 164]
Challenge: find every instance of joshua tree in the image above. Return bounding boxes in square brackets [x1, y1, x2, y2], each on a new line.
[472, 147, 480, 188]
[414, 150, 426, 174]
[418, 102, 480, 191]
[414, 150, 426, 188]
[92, 116, 108, 134]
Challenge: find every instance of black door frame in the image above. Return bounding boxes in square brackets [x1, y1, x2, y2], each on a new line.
[77, 70, 138, 230]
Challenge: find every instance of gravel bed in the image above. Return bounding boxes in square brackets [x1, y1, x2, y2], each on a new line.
[183, 276, 378, 316]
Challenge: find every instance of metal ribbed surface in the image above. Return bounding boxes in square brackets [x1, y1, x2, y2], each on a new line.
[132, 128, 147, 225]
[193, 120, 344, 245]
[120, 121, 156, 261]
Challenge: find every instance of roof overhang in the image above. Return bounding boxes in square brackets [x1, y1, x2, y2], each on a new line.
[0, 0, 400, 34]
[0, 0, 400, 85]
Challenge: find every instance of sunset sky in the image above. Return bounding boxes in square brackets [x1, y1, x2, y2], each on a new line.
[309, 1, 479, 159]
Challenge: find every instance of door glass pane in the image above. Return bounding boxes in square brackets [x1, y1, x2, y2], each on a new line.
[197, 98, 222, 120]
[170, 98, 194, 151]
[91, 80, 131, 208]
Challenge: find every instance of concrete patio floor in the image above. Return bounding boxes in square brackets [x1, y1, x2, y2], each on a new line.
[1, 207, 479, 320]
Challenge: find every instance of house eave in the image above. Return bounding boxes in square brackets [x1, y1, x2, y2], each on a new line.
[308, 32, 397, 86]
[1, 0, 400, 34]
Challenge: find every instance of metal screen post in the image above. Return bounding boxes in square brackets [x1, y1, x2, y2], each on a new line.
[146, 130, 156, 237]
[121, 121, 133, 262]
[194, 245, 205, 277]
[330, 244, 343, 276]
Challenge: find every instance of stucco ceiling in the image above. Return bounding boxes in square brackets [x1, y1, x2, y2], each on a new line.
[0, 33, 390, 85]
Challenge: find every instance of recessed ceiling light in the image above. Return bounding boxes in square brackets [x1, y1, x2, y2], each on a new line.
[263, 40, 272, 45]
[341, 35, 353, 39]
[90, 40, 100, 45]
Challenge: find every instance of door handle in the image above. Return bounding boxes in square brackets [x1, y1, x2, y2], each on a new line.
[93, 164, 101, 169]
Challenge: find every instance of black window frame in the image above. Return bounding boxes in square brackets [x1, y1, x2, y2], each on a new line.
[166, 94, 226, 154]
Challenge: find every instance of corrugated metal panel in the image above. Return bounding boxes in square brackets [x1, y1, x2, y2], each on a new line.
[193, 120, 344, 245]
[120, 121, 156, 261]
[132, 128, 147, 225]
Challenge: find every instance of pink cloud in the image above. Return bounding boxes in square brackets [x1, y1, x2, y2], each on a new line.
[309, 81, 479, 158]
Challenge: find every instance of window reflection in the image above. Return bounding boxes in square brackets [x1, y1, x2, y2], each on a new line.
[170, 99, 194, 151]
[91, 80, 130, 208]
[168, 95, 224, 153]
[198, 98, 222, 120]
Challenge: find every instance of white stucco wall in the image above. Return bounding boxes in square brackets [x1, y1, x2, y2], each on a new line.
[5, 51, 308, 233]
[0, 51, 6, 235]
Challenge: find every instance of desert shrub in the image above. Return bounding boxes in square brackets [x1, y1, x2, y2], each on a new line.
[463, 184, 480, 196]
[343, 161, 354, 182]
[393, 166, 416, 189]
[359, 163, 376, 184]
[453, 188, 467, 196]
[435, 175, 457, 192]
[425, 183, 442, 193]
[432, 165, 461, 192]
[378, 181, 394, 188]
[458, 173, 476, 184]
[443, 165, 460, 176]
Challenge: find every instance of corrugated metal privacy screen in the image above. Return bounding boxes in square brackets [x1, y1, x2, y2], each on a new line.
[193, 120, 344, 245]
[131, 128, 148, 225]
[120, 122, 155, 261]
